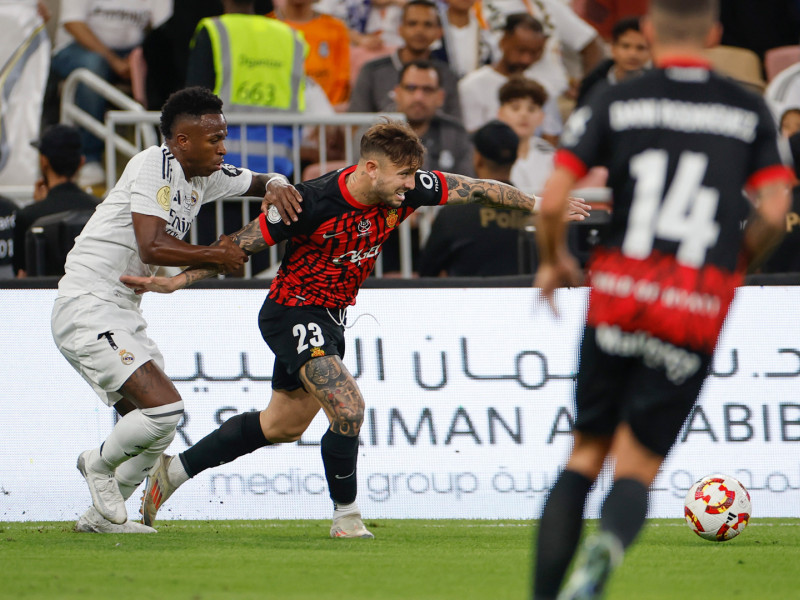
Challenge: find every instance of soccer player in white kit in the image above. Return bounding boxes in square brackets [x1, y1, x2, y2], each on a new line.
[51, 86, 302, 533]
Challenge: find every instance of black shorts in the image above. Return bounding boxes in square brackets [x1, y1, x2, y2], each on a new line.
[258, 298, 347, 391]
[574, 324, 712, 457]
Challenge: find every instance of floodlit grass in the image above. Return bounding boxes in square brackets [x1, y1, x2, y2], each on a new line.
[0, 518, 797, 599]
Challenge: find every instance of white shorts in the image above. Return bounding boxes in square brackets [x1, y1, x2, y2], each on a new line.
[51, 295, 165, 406]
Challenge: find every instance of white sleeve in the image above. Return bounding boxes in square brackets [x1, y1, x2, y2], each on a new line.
[202, 165, 254, 204]
[459, 76, 492, 132]
[59, 0, 92, 24]
[129, 149, 172, 220]
[542, 0, 597, 52]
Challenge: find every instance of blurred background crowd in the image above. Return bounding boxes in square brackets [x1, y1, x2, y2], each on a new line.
[3, 0, 800, 279]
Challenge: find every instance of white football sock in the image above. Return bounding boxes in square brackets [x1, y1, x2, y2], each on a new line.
[115, 430, 176, 499]
[95, 403, 184, 471]
[333, 501, 360, 519]
[167, 455, 191, 487]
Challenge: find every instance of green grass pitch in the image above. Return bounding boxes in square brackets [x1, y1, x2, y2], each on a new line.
[1, 518, 797, 599]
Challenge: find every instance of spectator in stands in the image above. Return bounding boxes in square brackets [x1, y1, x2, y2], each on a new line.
[49, 0, 173, 187]
[315, 0, 405, 49]
[766, 60, 800, 124]
[496, 76, 554, 196]
[12, 125, 99, 278]
[186, 0, 314, 177]
[418, 120, 526, 277]
[476, 0, 606, 103]
[0, 1, 50, 189]
[142, 1, 274, 110]
[348, 0, 462, 119]
[761, 132, 800, 274]
[458, 13, 561, 145]
[270, 0, 352, 106]
[394, 60, 474, 175]
[576, 16, 650, 107]
[0, 193, 15, 279]
[780, 108, 800, 139]
[439, 0, 495, 79]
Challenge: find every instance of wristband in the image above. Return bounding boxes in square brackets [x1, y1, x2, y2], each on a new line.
[266, 175, 285, 189]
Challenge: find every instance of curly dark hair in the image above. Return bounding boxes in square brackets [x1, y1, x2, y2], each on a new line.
[160, 87, 224, 139]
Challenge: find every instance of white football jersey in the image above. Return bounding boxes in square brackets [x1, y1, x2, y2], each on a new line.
[58, 145, 252, 309]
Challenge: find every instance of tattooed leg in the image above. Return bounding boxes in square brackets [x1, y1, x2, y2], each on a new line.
[299, 355, 364, 437]
[299, 355, 364, 505]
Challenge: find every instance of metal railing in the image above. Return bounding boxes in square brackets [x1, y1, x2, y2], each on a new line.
[59, 68, 159, 188]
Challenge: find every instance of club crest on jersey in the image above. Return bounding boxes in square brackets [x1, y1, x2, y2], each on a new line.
[357, 218, 372, 236]
[267, 205, 282, 224]
[119, 349, 135, 365]
[188, 190, 199, 207]
[310, 347, 325, 358]
[385, 209, 398, 229]
[156, 186, 171, 211]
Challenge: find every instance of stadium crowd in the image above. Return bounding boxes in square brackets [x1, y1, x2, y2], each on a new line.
[3, 0, 800, 279]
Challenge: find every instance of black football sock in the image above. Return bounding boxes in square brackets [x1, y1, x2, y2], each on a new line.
[180, 411, 271, 478]
[533, 469, 594, 600]
[600, 477, 648, 549]
[321, 429, 359, 505]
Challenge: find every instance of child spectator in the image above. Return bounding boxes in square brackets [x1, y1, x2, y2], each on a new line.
[496, 76, 554, 195]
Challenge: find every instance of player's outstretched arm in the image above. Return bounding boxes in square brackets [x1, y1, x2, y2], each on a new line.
[441, 172, 589, 221]
[121, 218, 271, 294]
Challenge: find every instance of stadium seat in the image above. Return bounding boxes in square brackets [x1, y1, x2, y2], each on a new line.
[25, 209, 94, 276]
[765, 45, 800, 82]
[705, 45, 766, 94]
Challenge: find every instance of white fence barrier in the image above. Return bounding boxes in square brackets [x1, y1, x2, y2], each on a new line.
[2, 286, 797, 522]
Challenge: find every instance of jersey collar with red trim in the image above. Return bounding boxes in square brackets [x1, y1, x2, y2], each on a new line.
[337, 165, 373, 209]
[656, 55, 712, 70]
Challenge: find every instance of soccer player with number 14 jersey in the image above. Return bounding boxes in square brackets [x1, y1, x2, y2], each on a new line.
[532, 0, 793, 598]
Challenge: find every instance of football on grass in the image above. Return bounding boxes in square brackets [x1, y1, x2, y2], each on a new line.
[684, 474, 751, 541]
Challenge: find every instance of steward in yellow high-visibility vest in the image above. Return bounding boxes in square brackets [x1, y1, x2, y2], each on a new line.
[189, 13, 308, 175]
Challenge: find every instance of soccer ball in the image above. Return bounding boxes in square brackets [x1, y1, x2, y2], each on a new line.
[684, 474, 751, 542]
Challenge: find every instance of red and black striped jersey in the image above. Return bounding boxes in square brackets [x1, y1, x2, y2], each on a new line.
[258, 165, 447, 308]
[557, 56, 793, 353]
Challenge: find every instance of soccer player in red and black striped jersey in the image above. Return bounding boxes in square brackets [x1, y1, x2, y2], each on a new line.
[532, 1, 793, 597]
[122, 119, 590, 538]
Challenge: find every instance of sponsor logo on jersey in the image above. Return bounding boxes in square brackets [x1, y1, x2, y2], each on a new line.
[357, 218, 372, 236]
[156, 186, 171, 211]
[332, 244, 382, 266]
[119, 349, 135, 365]
[221, 163, 242, 177]
[267, 205, 282, 224]
[318, 41, 329, 58]
[385, 209, 398, 229]
[310, 347, 326, 357]
[322, 229, 347, 239]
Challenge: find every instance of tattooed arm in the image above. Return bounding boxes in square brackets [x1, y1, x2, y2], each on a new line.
[119, 218, 270, 294]
[442, 172, 590, 220]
